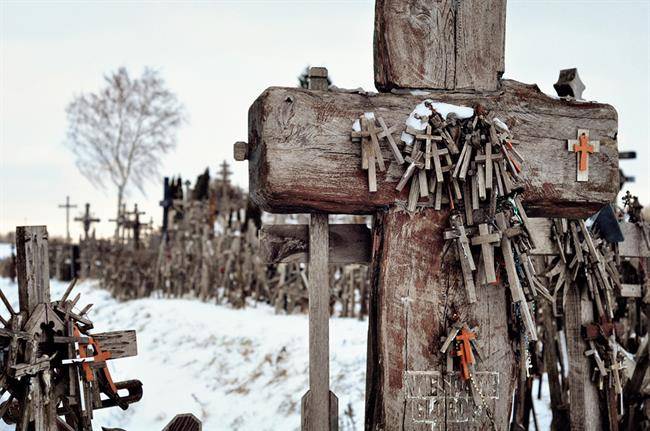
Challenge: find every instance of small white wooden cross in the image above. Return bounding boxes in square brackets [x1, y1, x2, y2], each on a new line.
[584, 340, 607, 377]
[351, 112, 404, 192]
[567, 128, 600, 182]
[471, 223, 501, 284]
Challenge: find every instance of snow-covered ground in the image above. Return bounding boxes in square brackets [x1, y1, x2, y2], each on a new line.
[0, 277, 367, 431]
[0, 243, 11, 259]
[0, 242, 552, 430]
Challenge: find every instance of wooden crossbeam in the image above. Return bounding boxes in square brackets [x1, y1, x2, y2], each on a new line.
[259, 224, 371, 264]
[93, 330, 138, 359]
[529, 219, 649, 258]
[246, 82, 618, 218]
[261, 220, 650, 269]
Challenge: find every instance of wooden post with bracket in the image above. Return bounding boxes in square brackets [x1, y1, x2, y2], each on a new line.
[299, 68, 339, 431]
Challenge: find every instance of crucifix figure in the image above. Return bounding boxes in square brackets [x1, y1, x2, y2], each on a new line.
[568, 128, 601, 182]
[74, 203, 101, 241]
[236, 1, 619, 429]
[58, 195, 78, 243]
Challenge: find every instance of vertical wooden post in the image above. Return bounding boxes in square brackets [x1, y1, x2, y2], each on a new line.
[301, 67, 338, 431]
[565, 282, 603, 430]
[15, 225, 54, 431]
[16, 226, 51, 314]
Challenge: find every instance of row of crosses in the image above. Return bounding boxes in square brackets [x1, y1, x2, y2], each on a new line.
[59, 197, 102, 242]
[109, 203, 148, 248]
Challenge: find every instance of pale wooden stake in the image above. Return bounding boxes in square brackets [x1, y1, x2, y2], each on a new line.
[301, 67, 338, 431]
[301, 213, 338, 431]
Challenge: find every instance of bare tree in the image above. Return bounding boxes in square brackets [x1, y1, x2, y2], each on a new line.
[65, 67, 185, 237]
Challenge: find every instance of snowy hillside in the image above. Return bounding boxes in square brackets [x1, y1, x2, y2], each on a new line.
[0, 239, 551, 430]
[0, 277, 367, 431]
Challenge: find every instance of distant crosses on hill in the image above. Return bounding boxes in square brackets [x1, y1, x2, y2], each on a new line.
[74, 203, 101, 241]
[58, 195, 77, 242]
[124, 203, 146, 249]
[109, 203, 128, 242]
[64, 67, 186, 240]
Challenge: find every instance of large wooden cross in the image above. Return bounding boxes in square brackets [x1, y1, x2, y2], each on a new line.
[58, 196, 78, 243]
[74, 203, 101, 241]
[236, 1, 619, 429]
[2, 226, 141, 430]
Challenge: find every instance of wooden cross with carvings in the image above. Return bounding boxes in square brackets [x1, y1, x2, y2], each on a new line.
[235, 1, 618, 429]
[0, 226, 141, 430]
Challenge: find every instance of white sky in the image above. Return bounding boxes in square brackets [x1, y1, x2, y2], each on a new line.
[1, 0, 649, 239]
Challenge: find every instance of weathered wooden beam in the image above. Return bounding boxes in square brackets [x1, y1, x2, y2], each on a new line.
[93, 330, 138, 359]
[619, 222, 650, 257]
[262, 220, 647, 268]
[620, 284, 642, 298]
[365, 208, 516, 430]
[529, 219, 649, 258]
[16, 226, 51, 314]
[163, 413, 202, 431]
[565, 281, 604, 430]
[259, 224, 371, 264]
[15, 225, 56, 431]
[247, 81, 618, 218]
[374, 0, 506, 91]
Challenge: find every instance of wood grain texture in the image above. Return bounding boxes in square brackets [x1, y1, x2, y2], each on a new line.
[93, 330, 138, 359]
[163, 413, 202, 431]
[248, 80, 618, 218]
[15, 226, 50, 315]
[455, 0, 506, 91]
[618, 222, 650, 257]
[365, 208, 516, 430]
[374, 0, 456, 91]
[303, 213, 335, 430]
[565, 283, 603, 430]
[301, 390, 338, 431]
[530, 219, 648, 258]
[259, 224, 371, 264]
[374, 0, 506, 91]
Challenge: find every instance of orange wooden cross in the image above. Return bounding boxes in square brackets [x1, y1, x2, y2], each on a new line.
[567, 128, 600, 182]
[573, 133, 594, 172]
[455, 327, 477, 380]
[74, 326, 118, 393]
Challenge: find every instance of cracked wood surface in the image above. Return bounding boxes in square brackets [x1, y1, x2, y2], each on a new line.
[93, 330, 138, 359]
[374, 0, 506, 91]
[365, 208, 516, 430]
[248, 80, 618, 218]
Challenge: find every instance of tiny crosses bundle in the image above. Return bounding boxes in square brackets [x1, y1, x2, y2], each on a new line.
[351, 100, 542, 415]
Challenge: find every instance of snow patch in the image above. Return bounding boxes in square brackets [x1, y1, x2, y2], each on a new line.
[401, 100, 474, 144]
[0, 278, 367, 431]
[493, 117, 509, 132]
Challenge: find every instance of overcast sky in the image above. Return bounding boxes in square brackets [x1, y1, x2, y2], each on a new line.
[1, 0, 648, 239]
